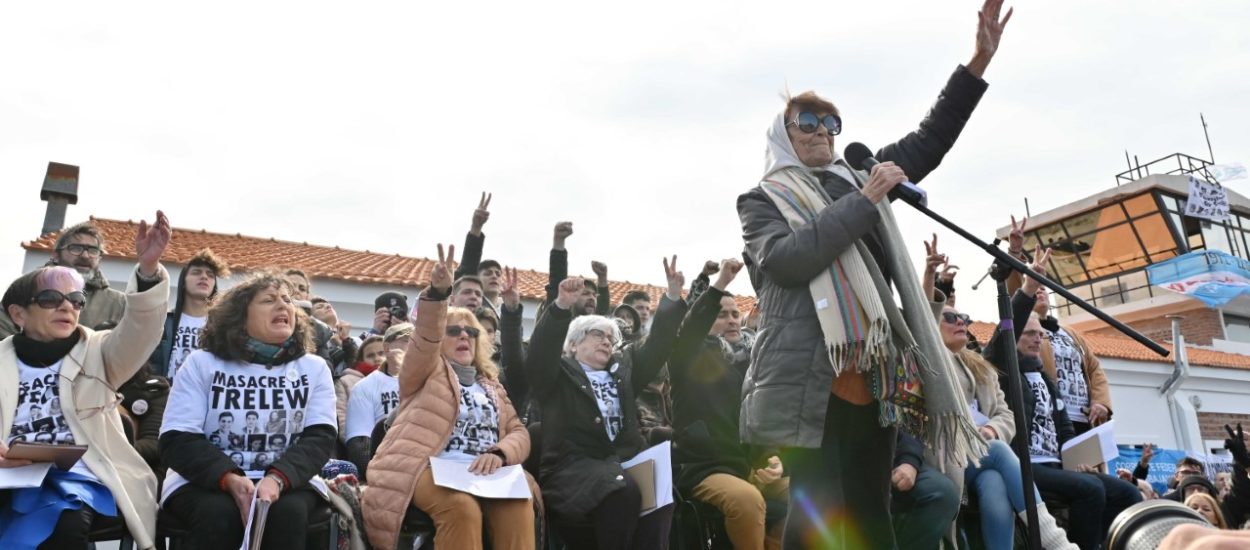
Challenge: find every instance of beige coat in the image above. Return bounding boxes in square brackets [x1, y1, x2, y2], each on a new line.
[361, 298, 532, 550]
[334, 367, 367, 438]
[0, 265, 168, 550]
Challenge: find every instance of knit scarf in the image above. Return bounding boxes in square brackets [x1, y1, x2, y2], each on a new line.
[759, 167, 985, 469]
[243, 336, 305, 367]
[13, 332, 81, 367]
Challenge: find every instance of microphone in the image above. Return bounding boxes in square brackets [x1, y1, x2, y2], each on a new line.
[843, 142, 928, 206]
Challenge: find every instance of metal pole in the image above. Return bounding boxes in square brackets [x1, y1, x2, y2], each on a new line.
[1201, 113, 1215, 163]
[993, 275, 1042, 550]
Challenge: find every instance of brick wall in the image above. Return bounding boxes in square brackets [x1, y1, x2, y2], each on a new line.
[1088, 308, 1225, 346]
[1198, 411, 1250, 440]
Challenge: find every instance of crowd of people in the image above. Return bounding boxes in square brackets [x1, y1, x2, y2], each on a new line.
[2, 1, 1250, 550]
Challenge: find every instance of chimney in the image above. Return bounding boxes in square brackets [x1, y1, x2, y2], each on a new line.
[40, 162, 79, 236]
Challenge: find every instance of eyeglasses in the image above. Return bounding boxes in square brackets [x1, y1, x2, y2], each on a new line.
[940, 311, 971, 325]
[1020, 329, 1044, 338]
[30, 289, 87, 311]
[786, 112, 842, 136]
[446, 325, 481, 339]
[60, 244, 102, 257]
[586, 329, 617, 346]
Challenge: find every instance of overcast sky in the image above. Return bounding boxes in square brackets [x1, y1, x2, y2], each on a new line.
[3, 1, 1248, 322]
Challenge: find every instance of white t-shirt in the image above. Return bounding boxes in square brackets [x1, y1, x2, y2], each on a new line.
[6, 359, 98, 481]
[159, 350, 336, 503]
[344, 370, 399, 440]
[581, 363, 623, 441]
[167, 313, 206, 380]
[1024, 372, 1061, 464]
[438, 381, 500, 462]
[1048, 327, 1090, 424]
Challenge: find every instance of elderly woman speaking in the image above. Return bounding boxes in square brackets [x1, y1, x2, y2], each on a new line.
[735, 1, 1014, 547]
[1, 212, 171, 550]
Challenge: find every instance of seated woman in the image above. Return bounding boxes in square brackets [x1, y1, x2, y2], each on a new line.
[159, 270, 338, 550]
[0, 212, 171, 550]
[523, 257, 688, 550]
[336, 334, 384, 439]
[363, 245, 535, 550]
[921, 237, 1076, 549]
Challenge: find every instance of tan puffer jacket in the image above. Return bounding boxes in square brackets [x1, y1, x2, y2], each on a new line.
[334, 367, 367, 438]
[362, 298, 533, 550]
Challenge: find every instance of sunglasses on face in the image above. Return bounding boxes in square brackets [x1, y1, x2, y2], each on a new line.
[787, 111, 842, 136]
[940, 311, 971, 325]
[446, 325, 481, 339]
[31, 289, 87, 311]
[61, 244, 102, 257]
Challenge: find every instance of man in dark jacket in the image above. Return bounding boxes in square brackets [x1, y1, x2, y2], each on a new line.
[147, 249, 228, 379]
[985, 285, 1140, 550]
[736, 2, 1013, 546]
[891, 432, 961, 550]
[669, 259, 789, 550]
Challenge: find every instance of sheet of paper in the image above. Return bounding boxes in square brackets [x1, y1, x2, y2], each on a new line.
[1061, 420, 1119, 469]
[969, 404, 991, 427]
[239, 489, 259, 550]
[429, 457, 532, 499]
[621, 441, 673, 516]
[0, 462, 53, 489]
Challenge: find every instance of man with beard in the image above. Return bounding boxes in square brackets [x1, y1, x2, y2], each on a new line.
[0, 222, 125, 338]
[147, 249, 229, 379]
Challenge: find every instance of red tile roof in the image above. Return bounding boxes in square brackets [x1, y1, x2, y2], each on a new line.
[967, 321, 1250, 370]
[23, 217, 758, 313]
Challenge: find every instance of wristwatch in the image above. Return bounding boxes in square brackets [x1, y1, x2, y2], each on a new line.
[265, 473, 286, 492]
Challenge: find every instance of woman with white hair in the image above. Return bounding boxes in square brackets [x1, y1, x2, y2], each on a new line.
[523, 259, 687, 550]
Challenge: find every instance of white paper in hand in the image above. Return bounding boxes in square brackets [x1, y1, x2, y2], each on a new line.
[621, 441, 674, 516]
[429, 457, 532, 499]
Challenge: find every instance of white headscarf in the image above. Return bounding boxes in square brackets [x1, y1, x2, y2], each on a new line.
[761, 110, 858, 185]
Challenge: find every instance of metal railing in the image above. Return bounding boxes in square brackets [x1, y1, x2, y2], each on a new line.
[1116, 152, 1214, 186]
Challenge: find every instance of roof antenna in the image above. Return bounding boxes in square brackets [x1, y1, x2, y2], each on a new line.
[1201, 113, 1215, 163]
[1024, 197, 1031, 218]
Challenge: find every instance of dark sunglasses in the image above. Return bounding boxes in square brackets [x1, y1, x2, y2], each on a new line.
[446, 325, 481, 339]
[30, 289, 87, 311]
[787, 111, 842, 136]
[940, 311, 971, 325]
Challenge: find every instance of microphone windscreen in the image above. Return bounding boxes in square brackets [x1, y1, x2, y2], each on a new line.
[843, 142, 875, 171]
[1104, 499, 1210, 550]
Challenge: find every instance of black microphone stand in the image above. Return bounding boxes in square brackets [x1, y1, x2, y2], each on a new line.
[893, 195, 1169, 550]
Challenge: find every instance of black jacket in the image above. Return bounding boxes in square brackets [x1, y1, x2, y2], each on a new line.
[119, 369, 170, 479]
[522, 295, 686, 519]
[737, 65, 989, 449]
[499, 301, 530, 419]
[984, 289, 1076, 455]
[668, 286, 755, 492]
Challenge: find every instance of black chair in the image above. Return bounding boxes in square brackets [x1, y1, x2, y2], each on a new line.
[87, 518, 135, 550]
[672, 491, 787, 550]
[156, 502, 335, 550]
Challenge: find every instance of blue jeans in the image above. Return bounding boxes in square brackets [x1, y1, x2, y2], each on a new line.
[964, 440, 1040, 549]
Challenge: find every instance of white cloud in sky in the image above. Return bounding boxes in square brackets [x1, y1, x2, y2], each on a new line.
[2, 0, 1248, 324]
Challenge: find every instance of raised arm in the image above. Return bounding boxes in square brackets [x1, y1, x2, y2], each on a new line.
[456, 192, 491, 279]
[669, 259, 743, 375]
[102, 210, 172, 387]
[498, 267, 529, 411]
[546, 222, 573, 301]
[627, 256, 690, 395]
[523, 278, 581, 400]
[591, 261, 611, 315]
[399, 244, 455, 401]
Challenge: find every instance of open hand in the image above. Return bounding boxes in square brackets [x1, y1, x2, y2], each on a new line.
[1020, 246, 1052, 296]
[968, 0, 1014, 78]
[1008, 215, 1028, 255]
[1226, 423, 1249, 468]
[468, 452, 504, 475]
[500, 267, 521, 310]
[135, 210, 171, 277]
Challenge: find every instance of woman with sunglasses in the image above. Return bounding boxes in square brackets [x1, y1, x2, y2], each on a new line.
[159, 269, 338, 550]
[363, 245, 536, 550]
[922, 236, 1076, 549]
[0, 211, 171, 550]
[521, 257, 687, 550]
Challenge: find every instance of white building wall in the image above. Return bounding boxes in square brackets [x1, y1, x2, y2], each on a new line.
[1103, 356, 1250, 455]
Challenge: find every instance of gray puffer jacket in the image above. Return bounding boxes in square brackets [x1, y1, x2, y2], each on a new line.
[737, 64, 988, 449]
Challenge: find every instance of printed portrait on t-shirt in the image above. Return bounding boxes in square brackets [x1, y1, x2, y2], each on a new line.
[211, 411, 237, 440]
[230, 452, 245, 468]
[33, 417, 55, 435]
[268, 434, 287, 450]
[251, 452, 271, 471]
[291, 411, 304, 433]
[49, 397, 62, 417]
[266, 410, 287, 434]
[244, 411, 262, 434]
[248, 434, 266, 452]
[29, 405, 45, 421]
[34, 431, 54, 443]
[208, 434, 223, 448]
[1025, 372, 1060, 460]
[228, 434, 245, 451]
